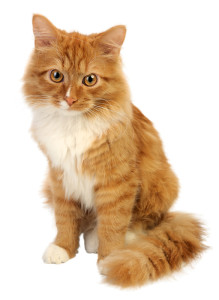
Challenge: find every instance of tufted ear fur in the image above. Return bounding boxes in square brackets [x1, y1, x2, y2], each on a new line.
[95, 25, 126, 55]
[32, 14, 58, 48]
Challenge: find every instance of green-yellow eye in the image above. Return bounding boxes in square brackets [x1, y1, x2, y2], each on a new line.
[50, 69, 64, 83]
[83, 73, 98, 86]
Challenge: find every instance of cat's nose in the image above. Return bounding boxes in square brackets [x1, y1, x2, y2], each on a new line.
[64, 96, 78, 106]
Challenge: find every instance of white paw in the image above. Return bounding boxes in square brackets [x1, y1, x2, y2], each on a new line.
[84, 227, 99, 253]
[43, 244, 70, 264]
[98, 258, 109, 275]
[125, 230, 137, 244]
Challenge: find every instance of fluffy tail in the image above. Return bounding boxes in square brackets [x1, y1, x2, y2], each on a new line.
[99, 212, 206, 287]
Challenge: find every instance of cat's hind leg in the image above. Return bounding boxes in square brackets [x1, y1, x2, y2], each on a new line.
[84, 226, 99, 253]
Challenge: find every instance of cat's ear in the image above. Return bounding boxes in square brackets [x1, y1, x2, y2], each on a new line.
[96, 25, 126, 56]
[32, 14, 58, 48]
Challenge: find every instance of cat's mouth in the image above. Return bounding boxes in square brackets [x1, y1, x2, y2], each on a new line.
[58, 99, 91, 116]
[58, 101, 83, 116]
[59, 100, 73, 110]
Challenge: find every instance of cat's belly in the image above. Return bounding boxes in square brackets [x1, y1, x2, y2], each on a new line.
[62, 165, 95, 210]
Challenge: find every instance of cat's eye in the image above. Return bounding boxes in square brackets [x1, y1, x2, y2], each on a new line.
[50, 69, 64, 83]
[82, 73, 98, 87]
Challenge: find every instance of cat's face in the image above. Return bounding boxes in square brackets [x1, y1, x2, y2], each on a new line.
[23, 15, 131, 120]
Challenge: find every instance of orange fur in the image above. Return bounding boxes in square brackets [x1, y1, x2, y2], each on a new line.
[23, 15, 206, 287]
[99, 212, 206, 287]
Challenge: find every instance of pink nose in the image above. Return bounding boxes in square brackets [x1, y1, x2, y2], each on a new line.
[65, 96, 78, 106]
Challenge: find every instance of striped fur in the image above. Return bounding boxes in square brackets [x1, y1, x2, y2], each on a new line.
[23, 15, 206, 287]
[99, 212, 206, 287]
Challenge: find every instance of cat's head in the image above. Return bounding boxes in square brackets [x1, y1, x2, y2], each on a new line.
[23, 15, 131, 121]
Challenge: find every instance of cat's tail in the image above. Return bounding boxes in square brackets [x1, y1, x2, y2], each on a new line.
[98, 212, 206, 287]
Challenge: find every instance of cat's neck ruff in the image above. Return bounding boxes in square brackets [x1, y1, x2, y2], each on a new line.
[31, 105, 112, 210]
[32, 105, 112, 170]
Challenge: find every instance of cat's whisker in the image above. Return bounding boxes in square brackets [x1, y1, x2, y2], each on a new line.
[25, 95, 50, 100]
[94, 98, 130, 113]
[86, 107, 110, 123]
[25, 95, 49, 97]
[91, 103, 128, 120]
[86, 106, 116, 124]
[92, 104, 130, 122]
[89, 105, 130, 140]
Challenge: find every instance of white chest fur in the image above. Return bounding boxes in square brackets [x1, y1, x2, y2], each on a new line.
[32, 108, 107, 210]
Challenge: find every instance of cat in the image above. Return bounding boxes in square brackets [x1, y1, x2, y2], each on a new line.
[23, 14, 206, 287]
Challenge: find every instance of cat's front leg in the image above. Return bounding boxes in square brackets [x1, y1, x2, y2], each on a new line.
[95, 181, 137, 261]
[43, 196, 82, 264]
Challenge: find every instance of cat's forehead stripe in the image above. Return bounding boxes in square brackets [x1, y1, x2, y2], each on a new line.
[60, 34, 93, 73]
[66, 87, 71, 97]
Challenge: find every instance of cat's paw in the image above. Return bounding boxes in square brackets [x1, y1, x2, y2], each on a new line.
[43, 244, 70, 264]
[84, 227, 99, 253]
[98, 259, 109, 275]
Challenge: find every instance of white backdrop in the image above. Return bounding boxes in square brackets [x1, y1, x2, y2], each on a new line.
[0, 0, 218, 299]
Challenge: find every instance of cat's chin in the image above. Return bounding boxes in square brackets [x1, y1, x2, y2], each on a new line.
[58, 108, 83, 117]
[32, 104, 84, 118]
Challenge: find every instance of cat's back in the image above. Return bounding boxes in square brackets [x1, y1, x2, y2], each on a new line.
[131, 103, 168, 171]
[132, 104, 161, 147]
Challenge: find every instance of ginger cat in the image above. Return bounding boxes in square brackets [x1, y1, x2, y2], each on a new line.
[23, 15, 205, 287]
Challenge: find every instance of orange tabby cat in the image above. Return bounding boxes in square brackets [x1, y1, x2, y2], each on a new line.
[23, 15, 206, 287]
